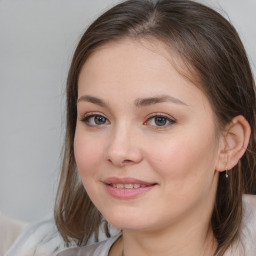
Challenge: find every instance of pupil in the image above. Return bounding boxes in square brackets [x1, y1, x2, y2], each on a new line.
[155, 117, 166, 126]
[95, 116, 106, 124]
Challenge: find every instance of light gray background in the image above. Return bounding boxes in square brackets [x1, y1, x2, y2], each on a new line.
[0, 0, 255, 223]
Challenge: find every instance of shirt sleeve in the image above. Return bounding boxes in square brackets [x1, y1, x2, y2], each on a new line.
[3, 217, 66, 256]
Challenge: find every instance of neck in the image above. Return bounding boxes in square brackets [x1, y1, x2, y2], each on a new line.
[120, 225, 217, 256]
[110, 215, 217, 256]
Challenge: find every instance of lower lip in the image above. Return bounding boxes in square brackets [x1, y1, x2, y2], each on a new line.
[105, 184, 155, 199]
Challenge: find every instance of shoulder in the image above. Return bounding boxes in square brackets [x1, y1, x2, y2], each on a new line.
[4, 216, 120, 256]
[0, 213, 27, 255]
[240, 195, 256, 255]
[243, 194, 256, 209]
[225, 194, 256, 256]
[242, 194, 256, 236]
[241, 194, 256, 243]
[57, 235, 121, 256]
[4, 218, 66, 256]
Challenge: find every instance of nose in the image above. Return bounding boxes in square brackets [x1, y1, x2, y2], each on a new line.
[105, 125, 143, 167]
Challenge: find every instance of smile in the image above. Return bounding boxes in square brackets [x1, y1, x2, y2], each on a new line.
[103, 177, 157, 199]
[110, 184, 148, 189]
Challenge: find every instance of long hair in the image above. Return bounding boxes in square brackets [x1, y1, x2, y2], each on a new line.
[54, 0, 256, 254]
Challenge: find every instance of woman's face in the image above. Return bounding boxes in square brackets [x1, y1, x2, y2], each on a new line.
[74, 39, 222, 232]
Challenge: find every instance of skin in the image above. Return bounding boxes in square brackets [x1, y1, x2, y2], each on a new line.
[74, 39, 224, 256]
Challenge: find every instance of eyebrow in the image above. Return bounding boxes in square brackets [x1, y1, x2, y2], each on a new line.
[77, 94, 187, 107]
[77, 95, 107, 107]
[134, 95, 187, 107]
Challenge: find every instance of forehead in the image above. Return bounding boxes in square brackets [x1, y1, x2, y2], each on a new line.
[79, 37, 202, 89]
[78, 38, 204, 99]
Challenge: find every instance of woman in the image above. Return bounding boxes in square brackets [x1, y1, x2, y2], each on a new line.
[54, 0, 256, 255]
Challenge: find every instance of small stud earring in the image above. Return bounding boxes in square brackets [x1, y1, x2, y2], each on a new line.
[225, 161, 229, 178]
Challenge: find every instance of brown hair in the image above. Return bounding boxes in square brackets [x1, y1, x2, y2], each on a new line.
[54, 0, 256, 254]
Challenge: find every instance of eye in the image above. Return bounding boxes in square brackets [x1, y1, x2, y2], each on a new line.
[81, 113, 110, 126]
[145, 114, 176, 128]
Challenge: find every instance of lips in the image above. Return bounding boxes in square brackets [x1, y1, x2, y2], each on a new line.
[111, 183, 147, 189]
[103, 177, 157, 199]
[104, 177, 155, 186]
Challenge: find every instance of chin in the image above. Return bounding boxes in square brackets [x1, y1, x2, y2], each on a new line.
[102, 209, 153, 231]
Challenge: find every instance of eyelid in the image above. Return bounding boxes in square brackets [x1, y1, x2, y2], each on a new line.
[146, 112, 176, 121]
[79, 111, 105, 121]
[80, 112, 110, 126]
[144, 112, 176, 128]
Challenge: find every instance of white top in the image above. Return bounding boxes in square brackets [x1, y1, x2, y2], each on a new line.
[57, 235, 120, 256]
[4, 195, 256, 256]
[0, 213, 27, 255]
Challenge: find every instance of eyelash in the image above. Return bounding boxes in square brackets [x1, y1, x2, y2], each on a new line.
[144, 113, 176, 129]
[80, 112, 110, 127]
[80, 112, 176, 128]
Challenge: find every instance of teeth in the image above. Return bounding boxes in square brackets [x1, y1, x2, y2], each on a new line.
[112, 183, 147, 189]
[124, 184, 133, 189]
[133, 184, 140, 188]
[116, 184, 124, 189]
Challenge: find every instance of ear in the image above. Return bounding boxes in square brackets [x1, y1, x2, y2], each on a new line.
[215, 115, 251, 172]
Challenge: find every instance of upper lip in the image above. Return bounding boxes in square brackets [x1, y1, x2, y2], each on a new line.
[103, 177, 156, 186]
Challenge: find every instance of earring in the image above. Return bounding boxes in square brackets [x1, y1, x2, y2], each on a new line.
[225, 169, 229, 178]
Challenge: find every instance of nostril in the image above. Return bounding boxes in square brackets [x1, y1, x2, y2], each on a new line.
[107, 158, 133, 167]
[123, 159, 132, 163]
[120, 159, 133, 166]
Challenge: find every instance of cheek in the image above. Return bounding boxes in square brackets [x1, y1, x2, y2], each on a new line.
[74, 128, 103, 179]
[146, 129, 219, 185]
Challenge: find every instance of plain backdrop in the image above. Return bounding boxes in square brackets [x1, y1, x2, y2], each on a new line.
[0, 0, 256, 223]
